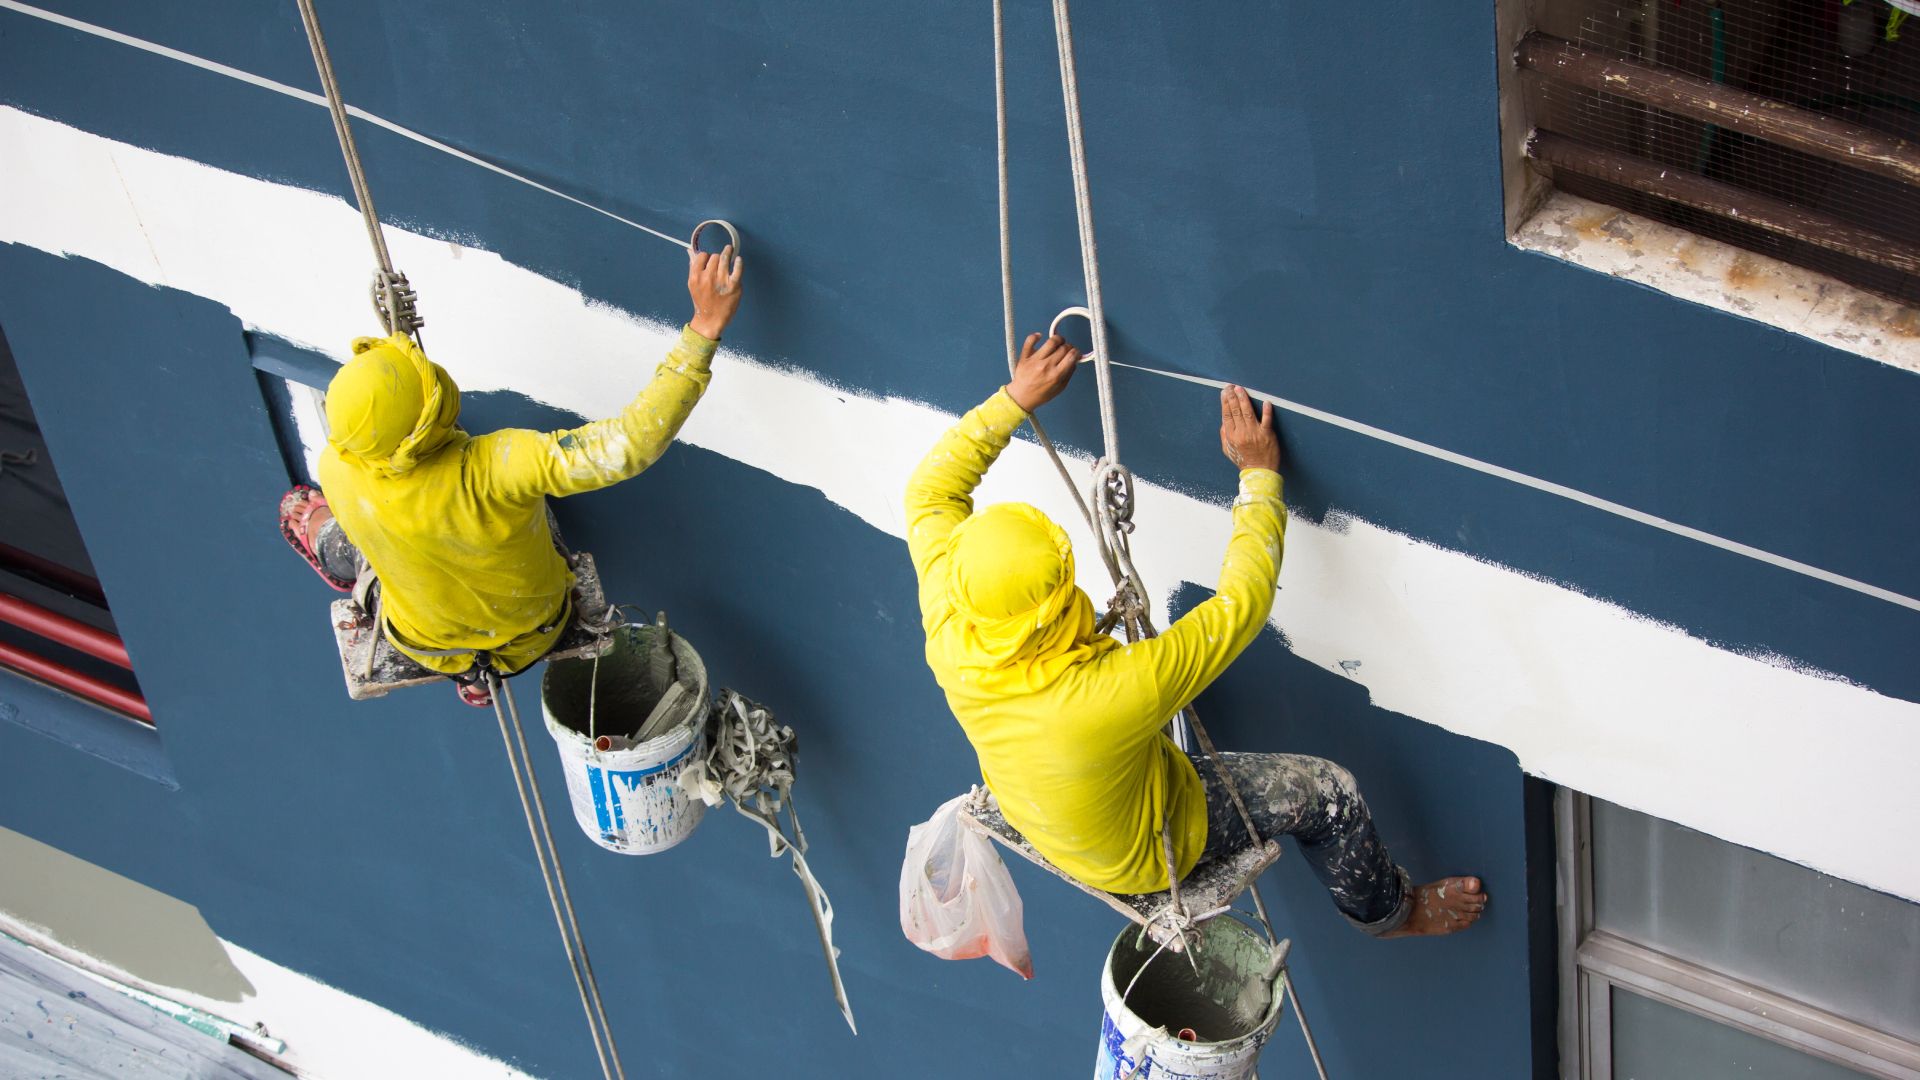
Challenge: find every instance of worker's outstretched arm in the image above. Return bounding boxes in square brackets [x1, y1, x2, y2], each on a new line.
[479, 245, 744, 500]
[905, 333, 1080, 622]
[1134, 386, 1287, 726]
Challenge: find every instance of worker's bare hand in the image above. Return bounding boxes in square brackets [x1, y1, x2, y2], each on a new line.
[1220, 384, 1280, 473]
[1005, 333, 1080, 413]
[687, 244, 743, 341]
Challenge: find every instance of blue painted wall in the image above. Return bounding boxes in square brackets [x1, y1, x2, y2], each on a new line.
[1, 1, 1915, 1076]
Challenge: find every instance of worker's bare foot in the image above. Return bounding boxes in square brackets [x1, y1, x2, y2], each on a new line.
[303, 502, 334, 550]
[1382, 876, 1486, 938]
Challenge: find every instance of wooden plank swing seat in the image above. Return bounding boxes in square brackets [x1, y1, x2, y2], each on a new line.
[330, 551, 616, 700]
[958, 790, 1282, 953]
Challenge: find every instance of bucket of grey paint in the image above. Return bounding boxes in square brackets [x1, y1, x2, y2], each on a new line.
[541, 623, 710, 855]
[1094, 917, 1287, 1079]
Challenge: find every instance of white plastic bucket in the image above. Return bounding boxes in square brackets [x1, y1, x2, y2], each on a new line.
[542, 624, 710, 854]
[1093, 918, 1287, 1080]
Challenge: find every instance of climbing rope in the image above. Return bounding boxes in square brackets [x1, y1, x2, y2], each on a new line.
[293, 0, 423, 342]
[684, 691, 856, 1034]
[994, 0, 1278, 941]
[993, 0, 1097, 538]
[487, 672, 626, 1080]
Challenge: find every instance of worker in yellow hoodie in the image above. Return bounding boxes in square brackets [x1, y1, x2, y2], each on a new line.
[905, 332, 1486, 939]
[279, 245, 743, 706]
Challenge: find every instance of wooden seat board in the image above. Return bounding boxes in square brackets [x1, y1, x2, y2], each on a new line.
[958, 793, 1281, 951]
[330, 552, 614, 700]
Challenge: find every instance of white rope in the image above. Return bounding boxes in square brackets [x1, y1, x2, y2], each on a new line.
[292, 0, 422, 341]
[993, 0, 1098, 538]
[1049, 0, 1121, 468]
[488, 674, 625, 1080]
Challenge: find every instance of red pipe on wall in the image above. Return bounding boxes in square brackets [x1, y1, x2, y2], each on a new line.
[0, 542, 109, 605]
[0, 592, 132, 669]
[0, 639, 152, 724]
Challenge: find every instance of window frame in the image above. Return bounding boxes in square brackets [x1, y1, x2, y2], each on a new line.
[1496, 0, 1920, 372]
[1556, 788, 1920, 1080]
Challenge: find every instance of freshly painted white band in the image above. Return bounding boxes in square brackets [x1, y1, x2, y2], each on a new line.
[4, 0, 1914, 614]
[5, 81, 1920, 902]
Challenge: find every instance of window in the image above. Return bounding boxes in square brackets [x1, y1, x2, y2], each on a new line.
[0, 327, 149, 725]
[1499, 0, 1920, 364]
[1557, 789, 1920, 1079]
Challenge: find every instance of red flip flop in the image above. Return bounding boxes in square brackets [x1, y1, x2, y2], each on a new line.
[279, 485, 353, 592]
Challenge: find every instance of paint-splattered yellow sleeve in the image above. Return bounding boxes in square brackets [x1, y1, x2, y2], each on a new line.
[474, 325, 716, 501]
[1128, 468, 1285, 729]
[904, 388, 1029, 628]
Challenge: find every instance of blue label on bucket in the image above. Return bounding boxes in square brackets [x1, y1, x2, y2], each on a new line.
[587, 766, 625, 835]
[1096, 1013, 1140, 1079]
[584, 741, 698, 843]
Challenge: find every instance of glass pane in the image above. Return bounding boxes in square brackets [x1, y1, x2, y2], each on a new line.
[1591, 797, 1920, 1042]
[1610, 987, 1870, 1080]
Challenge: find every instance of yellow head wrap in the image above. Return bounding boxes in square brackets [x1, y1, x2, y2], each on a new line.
[324, 333, 461, 476]
[942, 503, 1109, 692]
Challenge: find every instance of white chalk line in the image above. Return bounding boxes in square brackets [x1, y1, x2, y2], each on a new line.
[0, 0, 691, 250]
[1117, 360, 1920, 613]
[7, 0, 1916, 616]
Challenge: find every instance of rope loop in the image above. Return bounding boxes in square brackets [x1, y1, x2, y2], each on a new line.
[1047, 305, 1101, 367]
[689, 218, 742, 260]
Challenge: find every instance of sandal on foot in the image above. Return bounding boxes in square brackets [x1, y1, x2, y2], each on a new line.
[279, 485, 353, 593]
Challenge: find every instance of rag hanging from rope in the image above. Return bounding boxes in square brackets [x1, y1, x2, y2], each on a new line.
[684, 691, 857, 1034]
[990, 0, 1279, 951]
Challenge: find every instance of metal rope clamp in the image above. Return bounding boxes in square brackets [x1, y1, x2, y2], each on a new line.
[1091, 459, 1154, 631]
[371, 268, 424, 338]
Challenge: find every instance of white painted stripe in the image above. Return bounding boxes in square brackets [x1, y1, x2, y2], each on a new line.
[6, 0, 1912, 616]
[0, 0, 692, 250]
[5, 108, 1919, 905]
[1116, 361, 1920, 613]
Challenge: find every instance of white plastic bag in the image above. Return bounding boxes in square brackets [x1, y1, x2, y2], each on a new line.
[899, 792, 1033, 979]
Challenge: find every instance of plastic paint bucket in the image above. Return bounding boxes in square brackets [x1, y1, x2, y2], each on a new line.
[1093, 918, 1286, 1079]
[542, 624, 710, 854]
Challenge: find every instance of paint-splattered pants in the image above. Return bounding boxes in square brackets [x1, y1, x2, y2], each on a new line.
[1193, 752, 1412, 936]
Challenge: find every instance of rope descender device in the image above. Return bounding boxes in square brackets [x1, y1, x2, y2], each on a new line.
[372, 268, 424, 339]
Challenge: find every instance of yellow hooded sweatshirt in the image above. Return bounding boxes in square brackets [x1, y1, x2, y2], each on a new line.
[317, 327, 716, 675]
[906, 389, 1286, 893]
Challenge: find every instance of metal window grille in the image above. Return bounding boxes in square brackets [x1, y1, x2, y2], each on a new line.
[1517, 0, 1920, 306]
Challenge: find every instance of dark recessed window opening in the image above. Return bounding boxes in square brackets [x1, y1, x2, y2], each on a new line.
[0, 327, 150, 725]
[1517, 0, 1920, 306]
